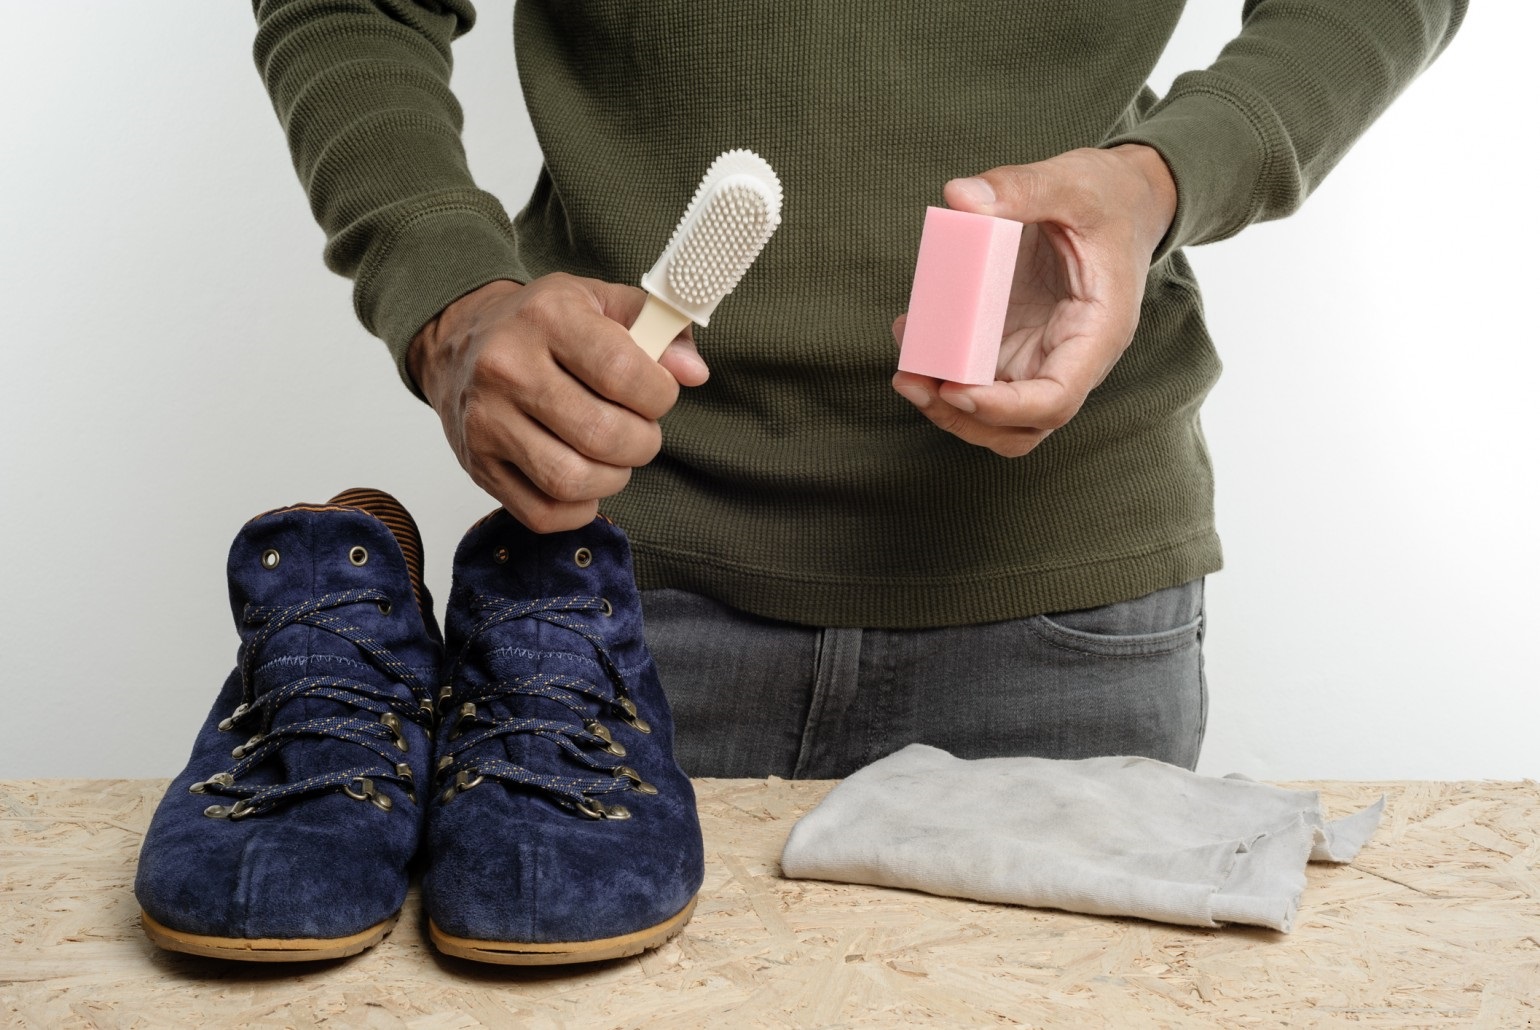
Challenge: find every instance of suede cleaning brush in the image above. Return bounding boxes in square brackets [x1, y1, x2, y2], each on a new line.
[628, 149, 783, 359]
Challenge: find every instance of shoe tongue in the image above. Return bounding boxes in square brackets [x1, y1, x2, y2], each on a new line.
[451, 510, 624, 755]
[227, 496, 421, 778]
[326, 488, 427, 616]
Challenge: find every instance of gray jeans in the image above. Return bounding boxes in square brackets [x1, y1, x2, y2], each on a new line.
[642, 580, 1207, 779]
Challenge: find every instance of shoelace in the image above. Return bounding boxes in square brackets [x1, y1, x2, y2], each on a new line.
[435, 593, 655, 819]
[192, 587, 434, 819]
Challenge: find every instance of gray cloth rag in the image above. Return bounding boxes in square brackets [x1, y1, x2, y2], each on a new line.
[780, 744, 1384, 932]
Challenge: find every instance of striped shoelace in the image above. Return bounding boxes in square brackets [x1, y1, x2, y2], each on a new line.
[192, 588, 434, 819]
[434, 593, 655, 819]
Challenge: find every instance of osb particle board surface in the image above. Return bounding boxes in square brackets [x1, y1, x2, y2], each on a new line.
[2, 778, 1537, 1028]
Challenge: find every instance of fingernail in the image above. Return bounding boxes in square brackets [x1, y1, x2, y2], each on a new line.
[950, 177, 995, 207]
[945, 391, 977, 414]
[895, 383, 931, 409]
[679, 350, 709, 380]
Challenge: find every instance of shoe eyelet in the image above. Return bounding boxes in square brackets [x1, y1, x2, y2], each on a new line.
[585, 720, 626, 757]
[349, 546, 369, 566]
[441, 768, 483, 804]
[398, 766, 418, 805]
[231, 734, 263, 760]
[599, 598, 613, 617]
[205, 798, 257, 820]
[493, 546, 510, 564]
[377, 600, 392, 616]
[574, 547, 593, 568]
[574, 797, 631, 820]
[612, 766, 659, 795]
[261, 549, 280, 570]
[616, 700, 652, 734]
[344, 776, 393, 811]
[189, 772, 235, 795]
[380, 712, 409, 752]
[217, 703, 251, 732]
[449, 702, 478, 740]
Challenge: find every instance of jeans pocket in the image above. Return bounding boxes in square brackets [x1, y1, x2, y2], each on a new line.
[1029, 579, 1204, 659]
[1022, 579, 1208, 768]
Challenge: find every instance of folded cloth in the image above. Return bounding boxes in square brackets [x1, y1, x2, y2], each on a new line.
[780, 744, 1384, 932]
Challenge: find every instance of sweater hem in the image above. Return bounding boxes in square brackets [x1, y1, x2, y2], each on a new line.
[630, 531, 1223, 630]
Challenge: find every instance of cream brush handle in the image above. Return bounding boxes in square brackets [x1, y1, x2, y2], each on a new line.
[628, 293, 694, 360]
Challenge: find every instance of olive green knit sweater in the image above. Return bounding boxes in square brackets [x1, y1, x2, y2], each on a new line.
[252, 0, 1463, 627]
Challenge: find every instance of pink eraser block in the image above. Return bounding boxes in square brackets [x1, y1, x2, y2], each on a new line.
[897, 206, 1022, 385]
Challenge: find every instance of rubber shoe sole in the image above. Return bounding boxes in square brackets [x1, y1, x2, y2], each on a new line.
[427, 895, 697, 965]
[139, 909, 398, 962]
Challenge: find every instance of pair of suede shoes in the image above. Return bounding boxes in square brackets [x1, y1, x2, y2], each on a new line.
[134, 489, 703, 964]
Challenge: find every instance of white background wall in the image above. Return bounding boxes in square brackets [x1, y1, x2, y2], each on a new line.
[0, 3, 1532, 780]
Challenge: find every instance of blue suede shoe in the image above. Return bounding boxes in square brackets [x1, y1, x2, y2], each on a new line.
[425, 511, 704, 964]
[135, 489, 441, 961]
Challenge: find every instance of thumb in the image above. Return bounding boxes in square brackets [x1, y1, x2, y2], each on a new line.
[943, 160, 1087, 228]
[658, 333, 710, 387]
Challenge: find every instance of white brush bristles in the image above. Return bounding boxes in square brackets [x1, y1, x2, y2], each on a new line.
[640, 149, 783, 328]
[668, 181, 778, 306]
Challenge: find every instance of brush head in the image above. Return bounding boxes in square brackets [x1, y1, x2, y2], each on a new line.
[642, 149, 783, 326]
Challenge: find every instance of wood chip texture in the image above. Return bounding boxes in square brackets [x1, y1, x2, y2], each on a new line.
[2, 778, 1537, 1028]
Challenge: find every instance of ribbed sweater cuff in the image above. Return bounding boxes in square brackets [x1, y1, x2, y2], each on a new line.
[1106, 88, 1272, 262]
[356, 208, 527, 397]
